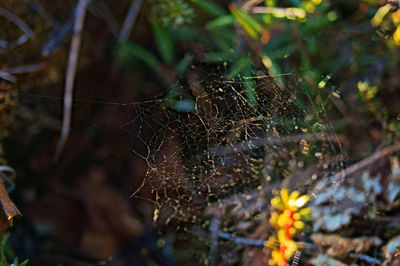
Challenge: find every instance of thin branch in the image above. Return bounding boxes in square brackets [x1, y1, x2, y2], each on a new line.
[0, 71, 17, 83]
[374, 216, 400, 223]
[311, 142, 400, 198]
[41, 9, 76, 57]
[89, 0, 119, 37]
[218, 231, 266, 246]
[0, 7, 34, 36]
[349, 253, 381, 264]
[208, 215, 222, 266]
[242, 0, 263, 11]
[218, 231, 317, 250]
[26, 0, 60, 29]
[54, 0, 90, 160]
[0, 165, 16, 193]
[207, 133, 345, 157]
[118, 0, 143, 42]
[0, 7, 34, 52]
[5, 62, 45, 74]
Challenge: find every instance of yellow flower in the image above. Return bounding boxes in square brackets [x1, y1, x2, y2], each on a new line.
[266, 189, 311, 265]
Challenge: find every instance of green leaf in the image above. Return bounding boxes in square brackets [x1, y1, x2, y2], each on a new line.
[244, 78, 257, 106]
[229, 5, 264, 39]
[175, 54, 193, 75]
[193, 0, 227, 17]
[115, 42, 159, 72]
[19, 259, 29, 266]
[151, 20, 174, 64]
[228, 57, 252, 79]
[205, 15, 235, 31]
[115, 42, 168, 85]
[203, 51, 231, 62]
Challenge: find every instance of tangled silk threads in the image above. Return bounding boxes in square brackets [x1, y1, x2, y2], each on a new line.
[265, 189, 311, 266]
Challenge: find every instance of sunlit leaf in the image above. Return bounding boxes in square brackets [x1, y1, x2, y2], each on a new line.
[205, 15, 235, 30]
[175, 54, 193, 75]
[151, 20, 174, 64]
[193, 0, 227, 17]
[229, 4, 264, 39]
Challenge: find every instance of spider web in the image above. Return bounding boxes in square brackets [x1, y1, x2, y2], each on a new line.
[119, 62, 347, 228]
[18, 59, 351, 263]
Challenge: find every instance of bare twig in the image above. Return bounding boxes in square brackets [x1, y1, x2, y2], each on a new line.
[251, 6, 302, 15]
[0, 71, 17, 83]
[0, 7, 34, 36]
[89, 0, 119, 37]
[375, 216, 400, 223]
[219, 231, 317, 250]
[0, 165, 16, 193]
[41, 10, 75, 56]
[0, 7, 34, 52]
[242, 0, 263, 11]
[118, 0, 143, 42]
[311, 142, 400, 197]
[208, 215, 222, 266]
[218, 231, 317, 250]
[218, 231, 266, 246]
[26, 0, 60, 29]
[349, 253, 381, 264]
[207, 133, 345, 157]
[54, 0, 90, 160]
[42, 0, 118, 56]
[5, 62, 45, 74]
[0, 63, 45, 83]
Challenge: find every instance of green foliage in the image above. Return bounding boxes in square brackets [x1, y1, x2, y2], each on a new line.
[193, 0, 227, 17]
[151, 0, 194, 28]
[0, 233, 28, 266]
[115, 0, 400, 134]
[151, 20, 174, 64]
[115, 42, 160, 73]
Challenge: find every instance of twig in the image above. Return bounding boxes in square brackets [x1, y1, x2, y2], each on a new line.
[42, 0, 117, 56]
[118, 0, 143, 42]
[208, 215, 222, 266]
[349, 252, 382, 264]
[5, 62, 45, 74]
[207, 133, 344, 157]
[242, 0, 263, 11]
[311, 142, 400, 198]
[0, 7, 34, 36]
[375, 216, 400, 223]
[0, 7, 34, 52]
[26, 0, 60, 29]
[54, 0, 90, 160]
[41, 9, 76, 56]
[251, 6, 302, 15]
[0, 165, 16, 193]
[0, 71, 17, 83]
[218, 231, 317, 250]
[218, 231, 266, 246]
[89, 0, 119, 37]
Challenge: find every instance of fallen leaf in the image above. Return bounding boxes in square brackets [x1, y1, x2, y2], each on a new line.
[309, 253, 348, 266]
[311, 233, 382, 259]
[382, 235, 400, 259]
[0, 178, 21, 231]
[311, 180, 368, 231]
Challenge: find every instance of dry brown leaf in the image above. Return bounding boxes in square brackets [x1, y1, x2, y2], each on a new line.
[0, 178, 21, 231]
[311, 156, 400, 232]
[382, 235, 400, 260]
[311, 180, 369, 232]
[311, 233, 382, 259]
[309, 253, 348, 266]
